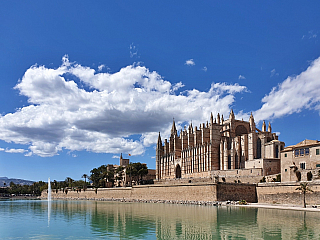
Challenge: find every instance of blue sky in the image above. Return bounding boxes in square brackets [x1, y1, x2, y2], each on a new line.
[0, 1, 319, 182]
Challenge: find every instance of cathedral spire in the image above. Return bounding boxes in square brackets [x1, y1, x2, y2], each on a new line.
[217, 113, 220, 124]
[249, 112, 256, 132]
[262, 120, 266, 132]
[157, 132, 162, 146]
[268, 122, 272, 133]
[171, 118, 177, 135]
[210, 112, 213, 124]
[229, 109, 235, 120]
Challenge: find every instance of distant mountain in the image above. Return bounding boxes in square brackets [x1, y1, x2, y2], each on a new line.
[0, 177, 34, 187]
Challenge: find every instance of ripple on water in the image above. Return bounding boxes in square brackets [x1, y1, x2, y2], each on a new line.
[0, 200, 320, 239]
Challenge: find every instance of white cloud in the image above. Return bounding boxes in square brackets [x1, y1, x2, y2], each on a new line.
[112, 155, 119, 159]
[0, 56, 247, 157]
[202, 66, 207, 72]
[254, 57, 320, 122]
[185, 59, 195, 66]
[270, 69, 279, 77]
[98, 64, 105, 71]
[24, 152, 32, 157]
[308, 30, 317, 39]
[2, 148, 28, 154]
[302, 31, 317, 40]
[130, 43, 138, 58]
[238, 75, 246, 80]
[0, 147, 29, 154]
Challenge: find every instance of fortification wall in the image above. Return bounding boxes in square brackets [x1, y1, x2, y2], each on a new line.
[257, 182, 320, 205]
[217, 183, 257, 202]
[43, 187, 133, 200]
[42, 182, 258, 203]
[211, 168, 263, 183]
[131, 183, 217, 202]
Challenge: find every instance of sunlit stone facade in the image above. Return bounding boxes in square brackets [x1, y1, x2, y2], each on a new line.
[156, 110, 284, 180]
[281, 139, 320, 182]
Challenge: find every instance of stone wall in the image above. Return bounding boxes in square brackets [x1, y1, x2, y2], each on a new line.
[131, 183, 217, 202]
[263, 159, 280, 175]
[44, 187, 133, 200]
[42, 182, 258, 203]
[211, 168, 264, 184]
[257, 182, 320, 205]
[43, 181, 320, 206]
[216, 183, 257, 202]
[156, 168, 265, 184]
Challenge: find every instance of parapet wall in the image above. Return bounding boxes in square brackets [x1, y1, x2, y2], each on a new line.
[217, 183, 257, 203]
[42, 182, 257, 203]
[257, 182, 320, 205]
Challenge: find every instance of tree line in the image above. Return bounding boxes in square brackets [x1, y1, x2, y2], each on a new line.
[0, 181, 47, 196]
[90, 162, 148, 188]
[1, 162, 149, 195]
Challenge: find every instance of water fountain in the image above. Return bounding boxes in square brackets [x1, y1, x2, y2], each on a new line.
[48, 177, 51, 201]
[48, 177, 51, 227]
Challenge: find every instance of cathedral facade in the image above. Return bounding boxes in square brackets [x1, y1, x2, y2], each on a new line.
[156, 110, 284, 180]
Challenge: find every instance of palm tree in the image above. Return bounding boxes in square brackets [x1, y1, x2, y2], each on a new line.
[65, 177, 74, 188]
[82, 174, 88, 190]
[53, 180, 58, 189]
[296, 182, 313, 208]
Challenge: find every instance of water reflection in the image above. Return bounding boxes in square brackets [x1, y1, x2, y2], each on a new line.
[0, 200, 320, 239]
[86, 202, 320, 240]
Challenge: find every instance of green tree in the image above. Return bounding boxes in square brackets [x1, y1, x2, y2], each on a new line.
[90, 165, 114, 188]
[90, 166, 104, 187]
[65, 177, 74, 188]
[53, 180, 58, 190]
[82, 174, 88, 184]
[296, 182, 313, 208]
[126, 162, 148, 184]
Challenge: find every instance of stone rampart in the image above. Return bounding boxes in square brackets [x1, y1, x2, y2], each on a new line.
[43, 181, 320, 206]
[257, 182, 320, 205]
[217, 183, 257, 202]
[42, 182, 257, 203]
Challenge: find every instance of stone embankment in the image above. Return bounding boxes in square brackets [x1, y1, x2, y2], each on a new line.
[257, 181, 320, 205]
[43, 194, 245, 207]
[42, 180, 320, 207]
[42, 182, 258, 203]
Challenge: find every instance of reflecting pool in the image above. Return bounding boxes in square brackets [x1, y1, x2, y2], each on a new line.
[0, 200, 319, 239]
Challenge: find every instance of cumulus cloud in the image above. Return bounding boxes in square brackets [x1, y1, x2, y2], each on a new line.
[185, 59, 195, 66]
[202, 66, 207, 72]
[238, 75, 246, 80]
[254, 57, 320, 121]
[0, 56, 247, 157]
[0, 148, 28, 154]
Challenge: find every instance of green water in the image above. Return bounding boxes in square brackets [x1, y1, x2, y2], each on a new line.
[0, 200, 319, 239]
